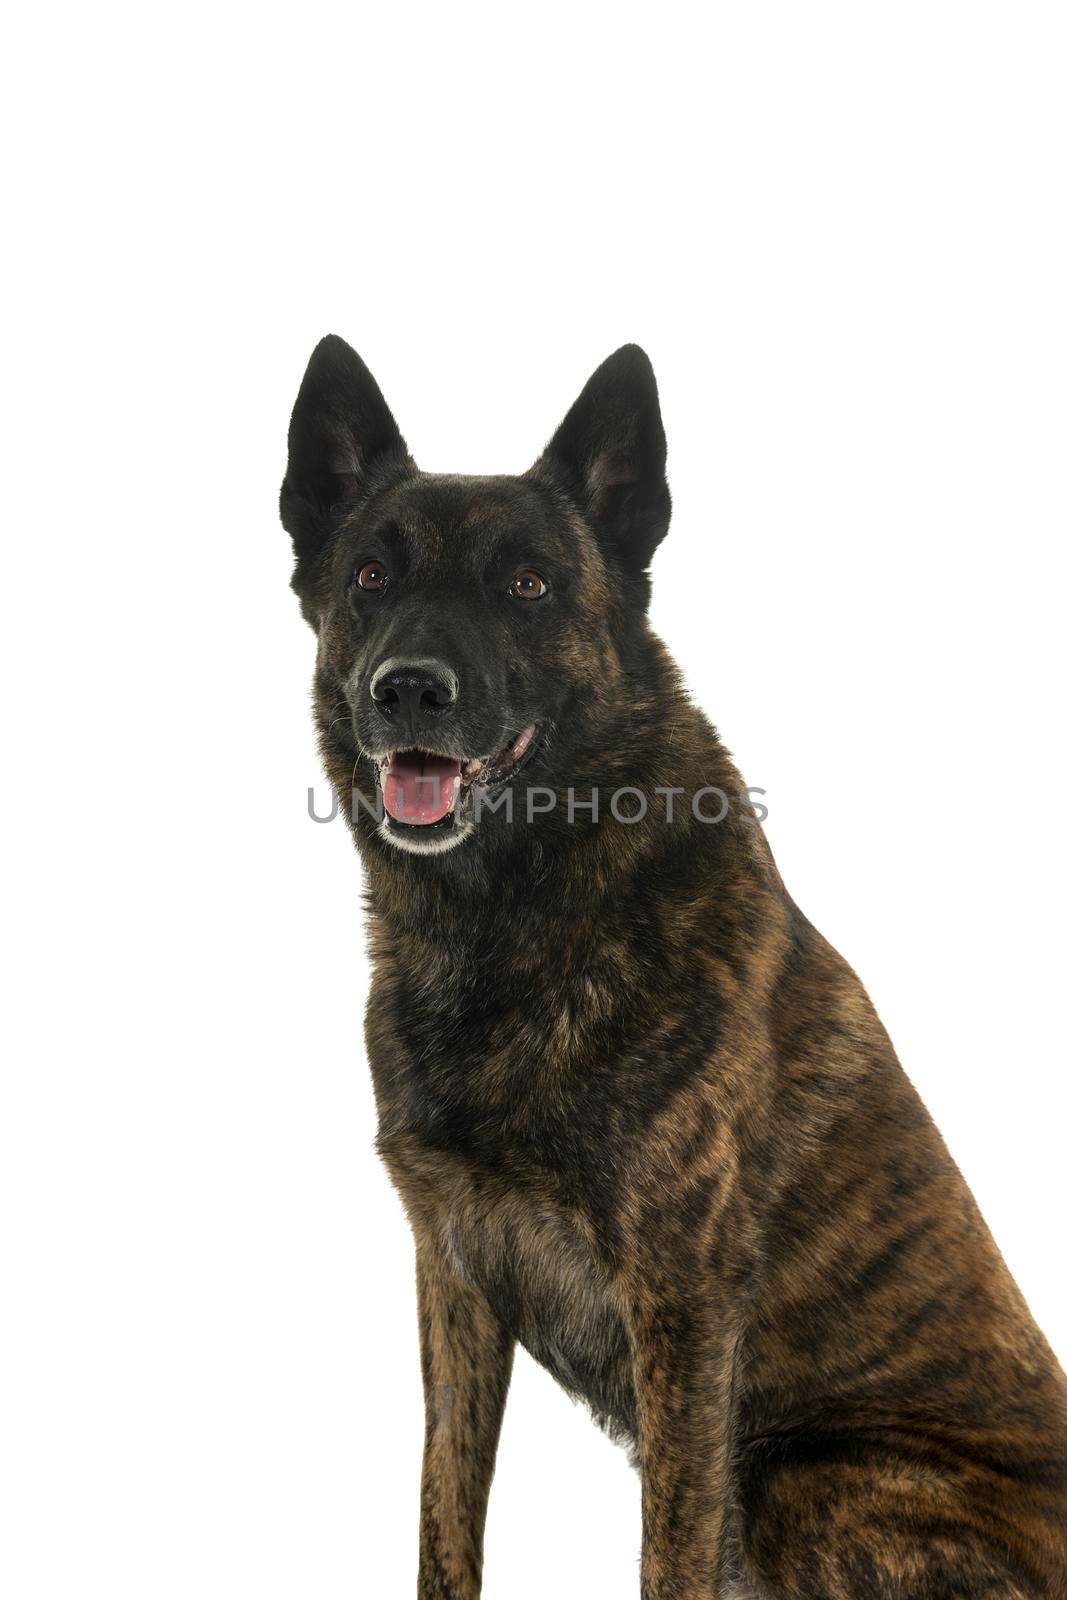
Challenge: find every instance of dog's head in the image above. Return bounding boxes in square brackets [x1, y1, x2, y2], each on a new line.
[281, 337, 672, 857]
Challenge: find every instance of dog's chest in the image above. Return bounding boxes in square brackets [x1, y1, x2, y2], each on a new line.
[379, 1131, 639, 1448]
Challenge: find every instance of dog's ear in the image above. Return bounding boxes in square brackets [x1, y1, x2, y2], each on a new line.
[280, 335, 412, 581]
[536, 344, 670, 572]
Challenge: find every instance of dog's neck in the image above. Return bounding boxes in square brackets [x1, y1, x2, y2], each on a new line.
[355, 700, 773, 977]
[313, 628, 774, 974]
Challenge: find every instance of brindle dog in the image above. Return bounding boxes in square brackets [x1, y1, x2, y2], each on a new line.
[280, 337, 1067, 1598]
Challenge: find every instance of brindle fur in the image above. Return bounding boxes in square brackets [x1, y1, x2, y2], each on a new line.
[281, 337, 1067, 1598]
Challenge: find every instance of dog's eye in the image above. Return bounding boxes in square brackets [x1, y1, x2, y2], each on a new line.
[509, 569, 548, 600]
[356, 560, 389, 593]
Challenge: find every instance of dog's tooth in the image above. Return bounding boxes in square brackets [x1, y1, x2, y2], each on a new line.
[463, 757, 483, 779]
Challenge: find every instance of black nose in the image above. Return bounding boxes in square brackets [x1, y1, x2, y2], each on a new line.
[370, 658, 458, 731]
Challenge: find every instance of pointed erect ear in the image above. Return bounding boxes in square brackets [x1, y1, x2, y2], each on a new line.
[536, 344, 670, 571]
[280, 335, 412, 577]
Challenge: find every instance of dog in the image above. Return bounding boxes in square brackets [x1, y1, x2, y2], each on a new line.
[280, 337, 1067, 1598]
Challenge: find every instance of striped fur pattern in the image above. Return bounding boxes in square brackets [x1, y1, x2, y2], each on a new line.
[281, 338, 1067, 1597]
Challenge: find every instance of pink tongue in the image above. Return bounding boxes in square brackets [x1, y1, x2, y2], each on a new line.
[383, 752, 462, 825]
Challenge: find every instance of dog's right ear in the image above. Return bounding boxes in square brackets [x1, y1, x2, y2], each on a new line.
[280, 336, 411, 586]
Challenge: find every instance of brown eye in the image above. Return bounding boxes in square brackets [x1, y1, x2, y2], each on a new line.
[356, 560, 388, 593]
[509, 569, 548, 600]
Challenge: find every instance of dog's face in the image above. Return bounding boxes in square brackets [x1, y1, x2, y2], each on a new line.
[281, 339, 671, 857]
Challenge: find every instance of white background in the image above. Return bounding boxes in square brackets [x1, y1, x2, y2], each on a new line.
[3, 5, 1065, 1597]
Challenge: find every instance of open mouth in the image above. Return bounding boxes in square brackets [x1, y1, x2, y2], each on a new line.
[376, 723, 541, 834]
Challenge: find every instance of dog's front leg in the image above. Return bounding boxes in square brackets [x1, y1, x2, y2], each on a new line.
[628, 1284, 739, 1600]
[414, 1240, 515, 1600]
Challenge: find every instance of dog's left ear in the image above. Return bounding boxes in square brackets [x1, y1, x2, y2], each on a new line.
[535, 344, 670, 572]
